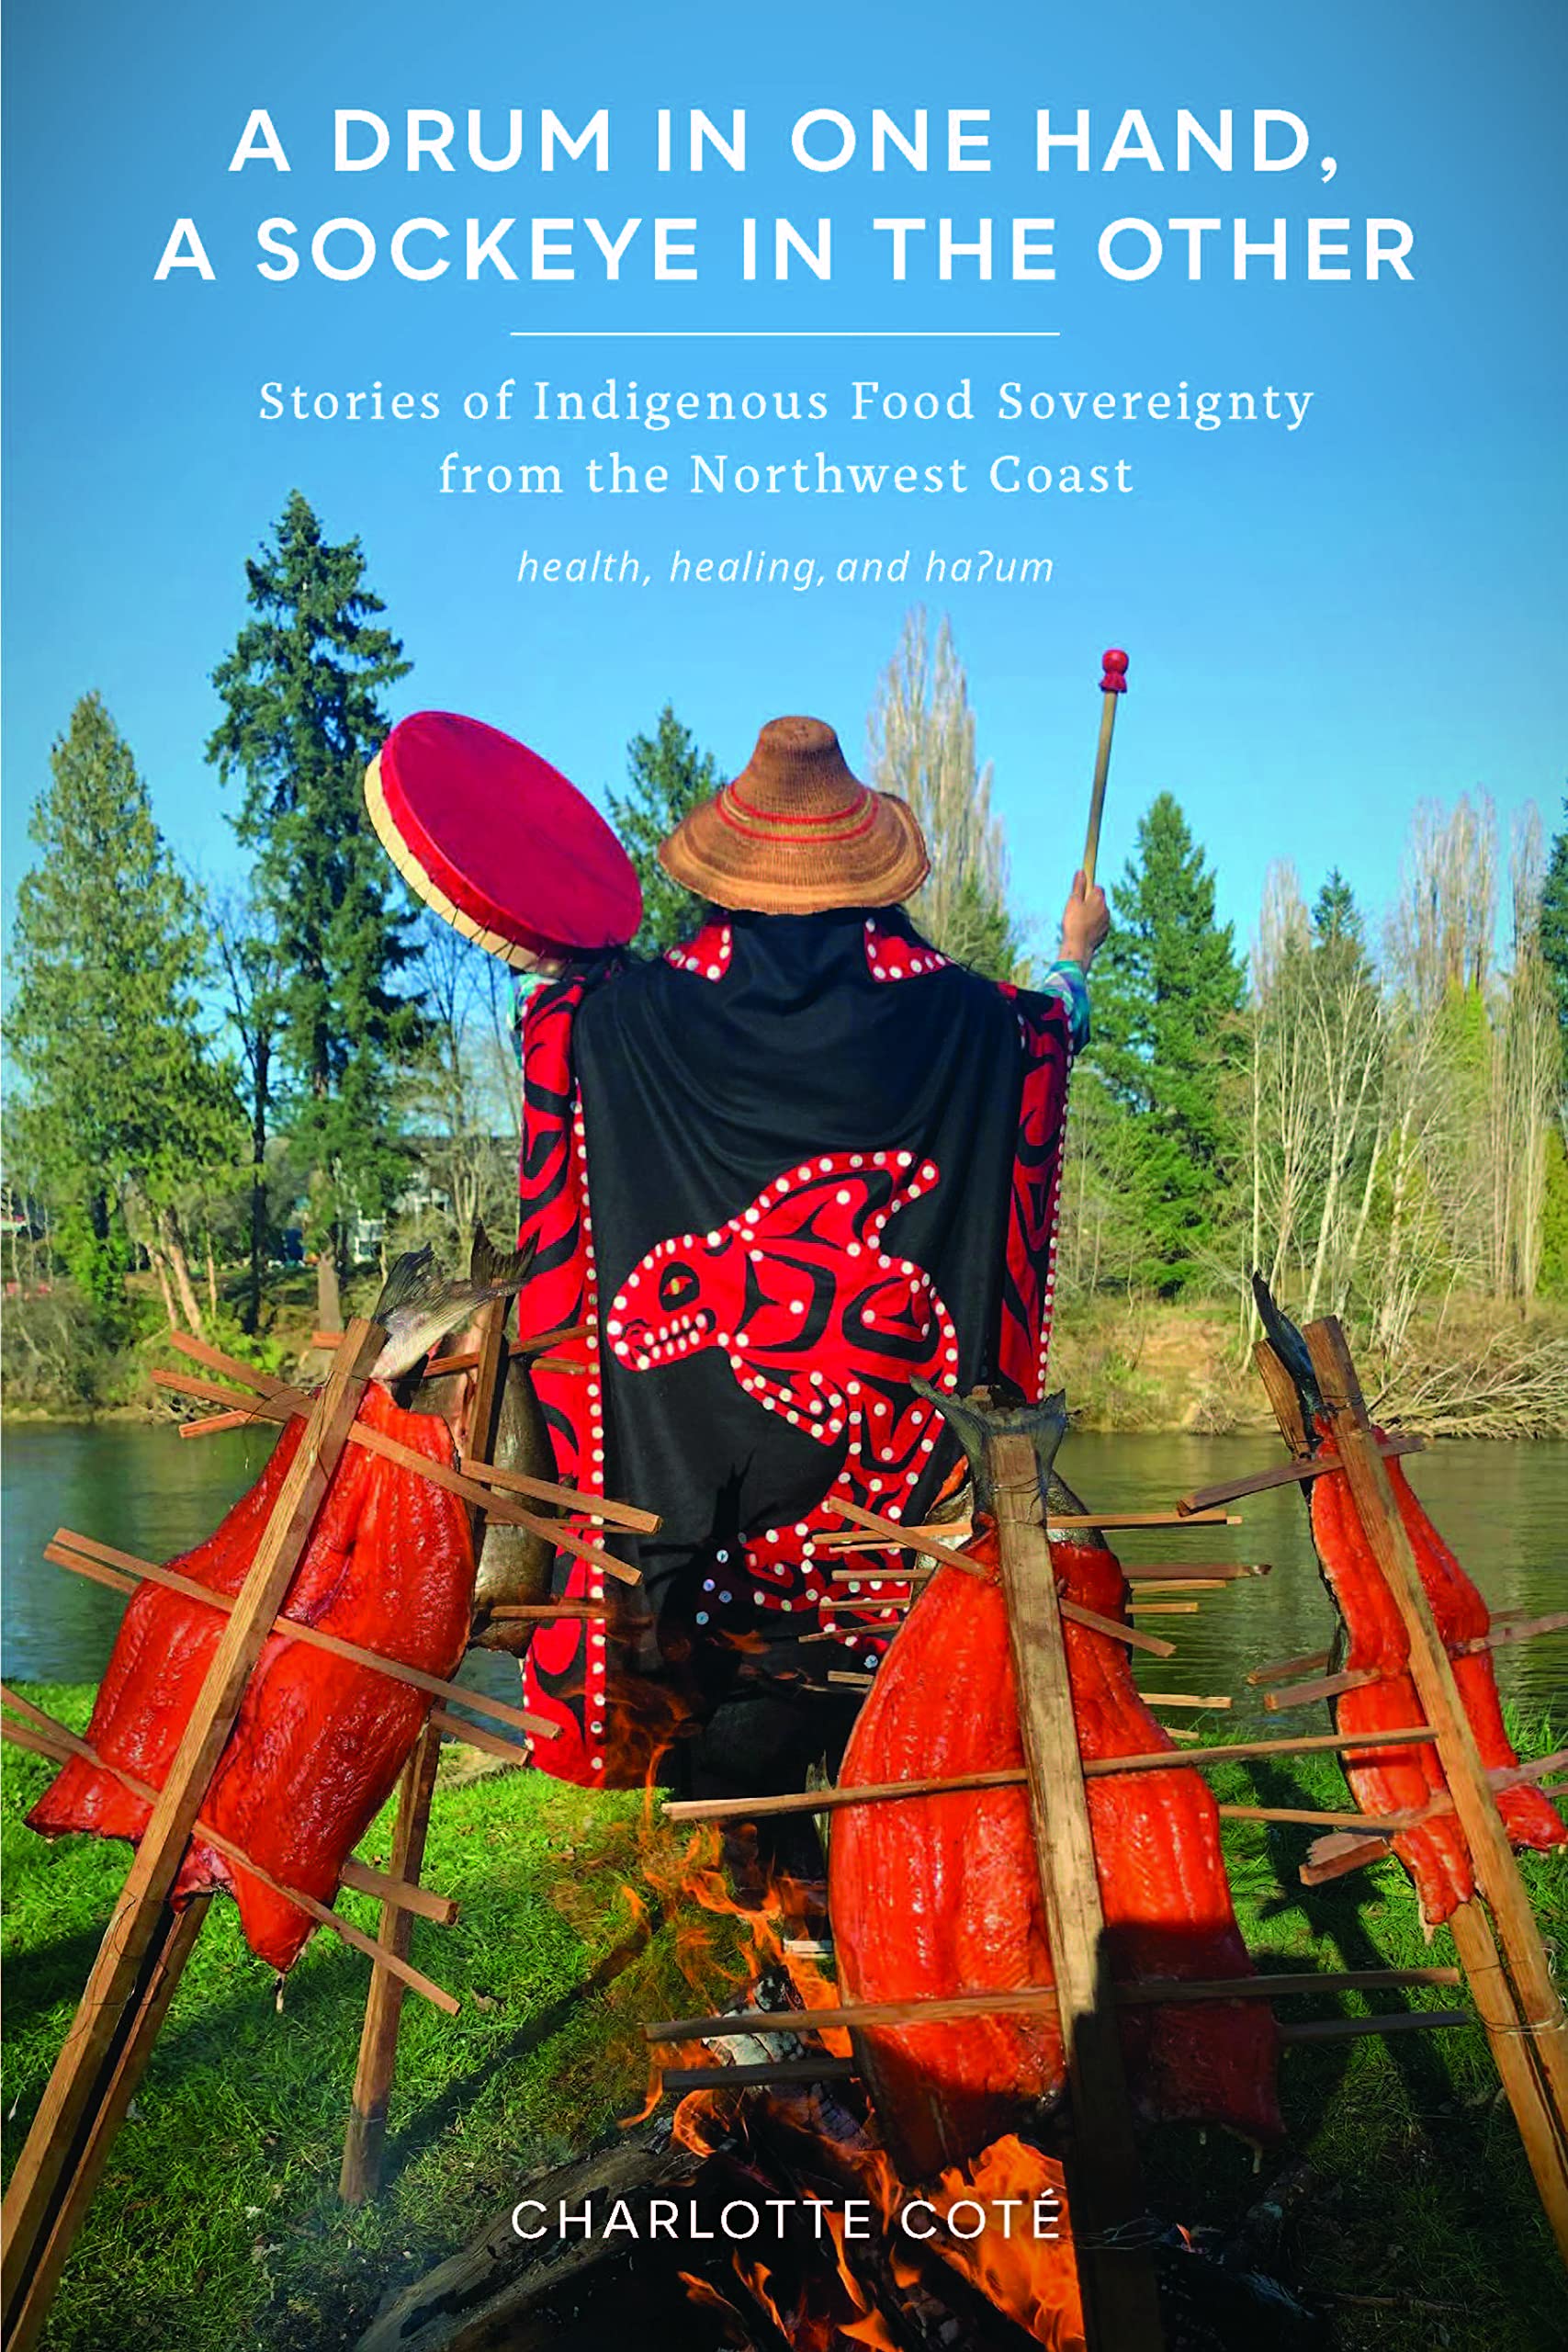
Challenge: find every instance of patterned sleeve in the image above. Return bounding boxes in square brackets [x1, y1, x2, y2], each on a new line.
[995, 983, 1074, 1403]
[1036, 957, 1090, 1054]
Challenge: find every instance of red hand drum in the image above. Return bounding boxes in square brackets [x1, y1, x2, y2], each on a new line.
[365, 710, 642, 967]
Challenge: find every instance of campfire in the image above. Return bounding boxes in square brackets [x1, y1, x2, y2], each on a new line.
[359, 1822, 1324, 2352]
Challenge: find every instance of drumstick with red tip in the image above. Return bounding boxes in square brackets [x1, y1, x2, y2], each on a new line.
[1082, 648, 1128, 888]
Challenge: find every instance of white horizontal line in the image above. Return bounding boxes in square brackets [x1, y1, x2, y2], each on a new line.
[507, 328, 1062, 339]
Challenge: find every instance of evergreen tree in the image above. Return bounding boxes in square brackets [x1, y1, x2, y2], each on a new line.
[942, 869, 1024, 983]
[207, 492, 419, 1325]
[604, 705, 724, 955]
[1313, 867, 1364, 948]
[6, 694, 241, 1321]
[1089, 794, 1246, 1293]
[1539, 797, 1568, 1043]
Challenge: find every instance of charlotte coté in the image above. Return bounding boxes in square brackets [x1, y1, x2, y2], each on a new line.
[510, 2190, 1063, 2243]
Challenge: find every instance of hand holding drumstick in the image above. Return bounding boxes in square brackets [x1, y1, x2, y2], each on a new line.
[1057, 868, 1111, 969]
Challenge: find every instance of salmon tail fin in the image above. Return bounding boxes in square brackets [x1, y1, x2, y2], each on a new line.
[1250, 1271, 1323, 1428]
[909, 1375, 1069, 1517]
[371, 1244, 438, 1328]
[468, 1220, 537, 1299]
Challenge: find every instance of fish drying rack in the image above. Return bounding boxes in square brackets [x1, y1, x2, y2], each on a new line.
[3, 1310, 1566, 2352]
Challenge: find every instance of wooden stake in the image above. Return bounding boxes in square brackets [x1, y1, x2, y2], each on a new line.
[1176, 1436, 1424, 1515]
[458, 1453, 660, 1534]
[164, 1330, 291, 1396]
[1068, 1605, 1178, 1657]
[482, 1600, 610, 1622]
[44, 1534, 557, 1743]
[427, 1708, 530, 1765]
[339, 1723, 445, 2206]
[342, 1286, 510, 2211]
[151, 1366, 640, 1585]
[1278, 2011, 1469, 2044]
[660, 1725, 1443, 1825]
[1248, 1649, 1334, 1687]
[824, 1499, 1178, 1657]
[1215, 1802, 1389, 1831]
[989, 1427, 1166, 2352]
[1252, 1620, 1565, 1688]
[1301, 1832, 1391, 1886]
[1053, 1510, 1241, 1530]
[3, 1897, 212, 2352]
[659, 2059, 859, 2093]
[1448, 1899, 1568, 2264]
[1264, 1668, 1380, 1713]
[2, 1321, 384, 2333]
[1303, 1317, 1568, 2188]
[1457, 1611, 1568, 1656]
[178, 1408, 253, 1439]
[646, 1968, 1462, 2042]
[1123, 1563, 1272, 1581]
[818, 1519, 974, 1552]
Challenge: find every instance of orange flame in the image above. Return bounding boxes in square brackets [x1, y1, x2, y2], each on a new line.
[637, 1776, 1086, 2345]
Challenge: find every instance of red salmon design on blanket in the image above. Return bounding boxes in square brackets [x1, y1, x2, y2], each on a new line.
[606, 1151, 959, 1625]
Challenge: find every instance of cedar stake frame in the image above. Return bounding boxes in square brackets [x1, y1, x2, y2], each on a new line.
[644, 1321, 1568, 2345]
[6, 1311, 1567, 2351]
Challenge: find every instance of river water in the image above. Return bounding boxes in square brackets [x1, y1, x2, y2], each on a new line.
[3, 1423, 1564, 1715]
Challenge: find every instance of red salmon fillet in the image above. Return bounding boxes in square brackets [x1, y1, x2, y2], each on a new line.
[830, 1519, 1280, 2181]
[1310, 1432, 1564, 1926]
[28, 1385, 474, 1971]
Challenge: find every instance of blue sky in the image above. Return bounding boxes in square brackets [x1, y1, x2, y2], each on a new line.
[4, 0, 1564, 966]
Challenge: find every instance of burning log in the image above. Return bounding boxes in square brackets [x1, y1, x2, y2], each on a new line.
[355, 2098, 1100, 2352]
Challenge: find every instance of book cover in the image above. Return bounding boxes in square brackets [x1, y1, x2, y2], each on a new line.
[3, 5, 1565, 2349]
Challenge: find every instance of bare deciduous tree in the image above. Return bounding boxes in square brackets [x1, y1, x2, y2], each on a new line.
[867, 608, 1020, 973]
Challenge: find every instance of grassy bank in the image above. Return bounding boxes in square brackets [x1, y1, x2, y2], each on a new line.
[4, 1690, 1564, 2351]
[1053, 1296, 1568, 1438]
[10, 1279, 1568, 1439]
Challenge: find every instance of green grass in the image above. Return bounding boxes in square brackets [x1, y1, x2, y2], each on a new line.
[4, 1691, 1565, 2352]
[1142, 1718, 1568, 2352]
[2, 1690, 726, 2352]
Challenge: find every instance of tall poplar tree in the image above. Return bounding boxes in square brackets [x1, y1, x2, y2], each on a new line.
[208, 492, 420, 1326]
[867, 607, 1022, 980]
[6, 693, 240, 1323]
[1089, 793, 1246, 1293]
[605, 704, 724, 955]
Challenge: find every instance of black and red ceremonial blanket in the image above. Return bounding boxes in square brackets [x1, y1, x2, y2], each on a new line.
[517, 905, 1073, 1788]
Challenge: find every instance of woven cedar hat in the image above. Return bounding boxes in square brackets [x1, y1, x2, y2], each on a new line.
[658, 716, 929, 914]
[366, 710, 642, 967]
